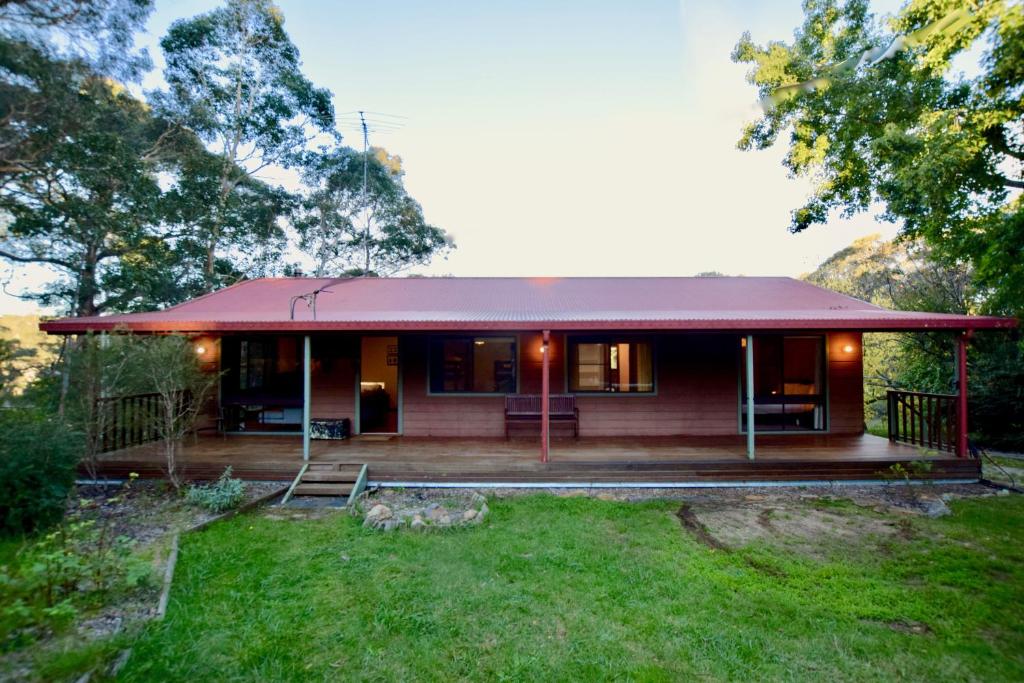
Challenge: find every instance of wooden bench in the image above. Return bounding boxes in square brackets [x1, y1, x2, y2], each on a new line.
[504, 394, 579, 439]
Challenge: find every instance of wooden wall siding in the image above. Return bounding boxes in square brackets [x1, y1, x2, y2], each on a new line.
[400, 334, 522, 437]
[208, 331, 866, 438]
[826, 332, 865, 434]
[310, 335, 357, 421]
[572, 334, 739, 437]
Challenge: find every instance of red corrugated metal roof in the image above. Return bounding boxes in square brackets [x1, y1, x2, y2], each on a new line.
[39, 276, 1016, 333]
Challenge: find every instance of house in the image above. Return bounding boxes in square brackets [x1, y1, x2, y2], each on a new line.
[41, 276, 1015, 486]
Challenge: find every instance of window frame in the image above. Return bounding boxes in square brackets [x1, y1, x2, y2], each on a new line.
[426, 334, 520, 396]
[564, 335, 658, 396]
[737, 334, 829, 434]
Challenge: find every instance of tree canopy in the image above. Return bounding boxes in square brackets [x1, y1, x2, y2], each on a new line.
[295, 145, 453, 276]
[734, 0, 1023, 315]
[153, 0, 335, 291]
[0, 0, 452, 316]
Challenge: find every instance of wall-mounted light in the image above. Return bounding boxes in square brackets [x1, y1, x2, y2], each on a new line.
[842, 344, 855, 354]
[195, 345, 206, 356]
[740, 337, 747, 348]
[540, 341, 549, 354]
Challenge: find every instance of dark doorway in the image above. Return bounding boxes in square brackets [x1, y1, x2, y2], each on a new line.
[360, 336, 400, 433]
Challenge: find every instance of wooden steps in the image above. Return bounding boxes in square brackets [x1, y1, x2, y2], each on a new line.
[293, 483, 354, 496]
[281, 462, 368, 505]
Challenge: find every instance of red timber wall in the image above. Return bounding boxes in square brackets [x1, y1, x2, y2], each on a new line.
[210, 331, 864, 438]
[310, 335, 358, 421]
[399, 331, 864, 438]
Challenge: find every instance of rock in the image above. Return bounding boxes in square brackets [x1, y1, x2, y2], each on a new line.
[997, 488, 1011, 496]
[744, 494, 766, 501]
[426, 505, 448, 522]
[921, 498, 951, 518]
[410, 517, 427, 531]
[380, 518, 403, 531]
[559, 490, 588, 498]
[340, 553, 350, 562]
[596, 493, 616, 501]
[478, 502, 489, 518]
[462, 509, 478, 521]
[471, 492, 487, 506]
[363, 504, 393, 528]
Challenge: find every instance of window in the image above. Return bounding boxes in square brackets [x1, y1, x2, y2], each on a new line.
[569, 339, 654, 393]
[429, 337, 516, 393]
[230, 338, 300, 394]
[741, 335, 825, 431]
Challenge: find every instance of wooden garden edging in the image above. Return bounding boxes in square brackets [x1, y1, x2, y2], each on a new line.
[155, 482, 289, 621]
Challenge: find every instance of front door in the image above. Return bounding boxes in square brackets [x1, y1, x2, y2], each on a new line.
[359, 336, 400, 434]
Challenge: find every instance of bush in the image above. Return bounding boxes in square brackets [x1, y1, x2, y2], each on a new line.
[0, 409, 82, 535]
[185, 468, 245, 513]
[0, 515, 150, 649]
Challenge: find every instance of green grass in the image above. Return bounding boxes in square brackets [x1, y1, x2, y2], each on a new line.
[109, 495, 1024, 682]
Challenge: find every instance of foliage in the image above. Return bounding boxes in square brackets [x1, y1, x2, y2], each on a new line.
[152, 0, 335, 291]
[0, 489, 150, 650]
[734, 0, 1024, 316]
[0, 0, 154, 82]
[185, 467, 245, 513]
[805, 234, 1024, 450]
[0, 42, 190, 316]
[60, 332, 142, 479]
[0, 409, 81, 535]
[295, 145, 453, 276]
[0, 315, 57, 398]
[1, 0, 452, 317]
[115, 495, 1024, 681]
[122, 335, 219, 489]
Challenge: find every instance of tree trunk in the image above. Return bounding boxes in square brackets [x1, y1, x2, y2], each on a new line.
[76, 246, 100, 317]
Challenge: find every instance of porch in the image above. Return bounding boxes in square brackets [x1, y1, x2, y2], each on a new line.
[90, 432, 980, 485]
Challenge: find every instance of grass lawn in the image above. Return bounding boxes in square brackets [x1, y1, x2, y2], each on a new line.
[110, 494, 1024, 682]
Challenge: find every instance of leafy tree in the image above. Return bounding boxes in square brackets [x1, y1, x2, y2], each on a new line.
[0, 48, 187, 316]
[734, 0, 1024, 315]
[295, 145, 453, 276]
[153, 0, 335, 291]
[806, 234, 1024, 450]
[0, 0, 154, 177]
[123, 335, 219, 489]
[159, 146, 294, 302]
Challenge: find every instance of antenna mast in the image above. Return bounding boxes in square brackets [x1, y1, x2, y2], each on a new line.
[359, 111, 370, 273]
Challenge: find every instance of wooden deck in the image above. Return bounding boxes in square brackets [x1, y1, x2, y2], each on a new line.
[92, 433, 980, 485]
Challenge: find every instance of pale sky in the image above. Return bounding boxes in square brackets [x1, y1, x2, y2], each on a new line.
[1, 0, 904, 315]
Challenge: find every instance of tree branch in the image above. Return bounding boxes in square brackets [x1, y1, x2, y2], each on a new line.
[0, 248, 72, 269]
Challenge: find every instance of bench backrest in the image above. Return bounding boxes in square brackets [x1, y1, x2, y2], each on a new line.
[505, 394, 576, 416]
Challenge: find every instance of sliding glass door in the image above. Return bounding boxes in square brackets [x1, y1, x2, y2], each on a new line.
[741, 335, 826, 432]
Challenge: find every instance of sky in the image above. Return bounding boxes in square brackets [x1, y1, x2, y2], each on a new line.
[1, 0, 905, 315]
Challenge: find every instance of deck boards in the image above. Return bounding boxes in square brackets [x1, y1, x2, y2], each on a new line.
[91, 433, 979, 484]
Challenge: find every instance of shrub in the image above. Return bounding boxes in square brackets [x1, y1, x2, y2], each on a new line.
[0, 515, 150, 649]
[0, 409, 82, 535]
[185, 467, 245, 513]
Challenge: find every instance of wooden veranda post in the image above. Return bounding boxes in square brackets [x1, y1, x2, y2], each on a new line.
[746, 334, 755, 460]
[302, 334, 311, 461]
[541, 330, 550, 463]
[956, 332, 969, 458]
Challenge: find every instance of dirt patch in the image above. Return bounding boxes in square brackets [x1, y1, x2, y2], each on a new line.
[675, 503, 728, 551]
[75, 479, 284, 545]
[884, 620, 933, 636]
